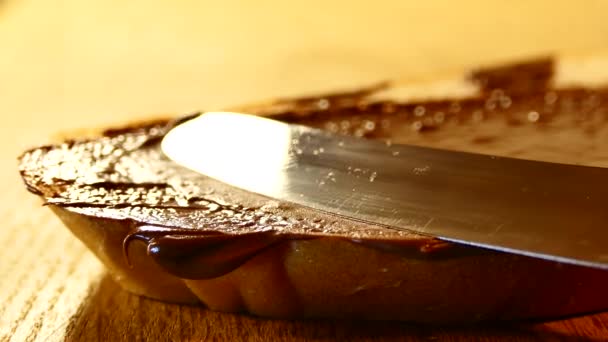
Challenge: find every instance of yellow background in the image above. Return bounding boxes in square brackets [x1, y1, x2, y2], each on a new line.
[2, 1, 608, 340]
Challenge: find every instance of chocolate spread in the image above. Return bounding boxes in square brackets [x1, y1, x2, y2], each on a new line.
[18, 58, 608, 280]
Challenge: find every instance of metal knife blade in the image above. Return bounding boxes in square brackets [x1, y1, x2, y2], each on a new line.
[162, 112, 608, 269]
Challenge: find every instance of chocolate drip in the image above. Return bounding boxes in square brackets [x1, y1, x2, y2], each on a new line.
[124, 226, 491, 279]
[124, 226, 285, 279]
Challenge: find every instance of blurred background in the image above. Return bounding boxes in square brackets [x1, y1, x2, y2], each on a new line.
[3, 0, 608, 154]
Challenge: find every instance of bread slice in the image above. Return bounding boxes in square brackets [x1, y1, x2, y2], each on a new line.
[18, 56, 608, 323]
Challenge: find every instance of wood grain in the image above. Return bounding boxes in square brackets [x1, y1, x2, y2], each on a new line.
[2, 1, 608, 341]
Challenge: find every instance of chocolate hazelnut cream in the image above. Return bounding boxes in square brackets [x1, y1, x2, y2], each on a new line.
[18, 58, 608, 281]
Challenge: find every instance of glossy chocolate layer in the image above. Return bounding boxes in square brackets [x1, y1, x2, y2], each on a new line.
[19, 57, 608, 280]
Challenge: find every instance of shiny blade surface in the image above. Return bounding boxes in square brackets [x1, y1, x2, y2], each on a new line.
[162, 112, 608, 269]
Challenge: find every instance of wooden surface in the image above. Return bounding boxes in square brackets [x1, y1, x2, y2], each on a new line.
[2, 1, 608, 341]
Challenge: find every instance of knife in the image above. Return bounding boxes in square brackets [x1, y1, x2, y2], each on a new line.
[162, 112, 608, 270]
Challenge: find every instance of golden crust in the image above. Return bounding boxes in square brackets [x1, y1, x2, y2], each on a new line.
[53, 205, 608, 323]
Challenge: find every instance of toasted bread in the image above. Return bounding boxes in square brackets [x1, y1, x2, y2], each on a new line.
[19, 56, 608, 323]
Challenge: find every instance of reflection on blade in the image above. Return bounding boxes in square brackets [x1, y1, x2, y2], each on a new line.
[163, 113, 291, 195]
[162, 112, 608, 270]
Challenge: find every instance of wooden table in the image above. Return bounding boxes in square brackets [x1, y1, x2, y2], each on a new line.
[2, 1, 608, 340]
